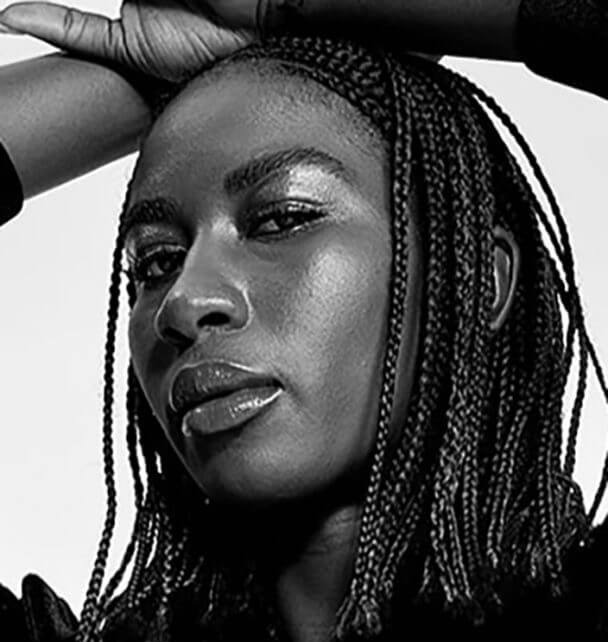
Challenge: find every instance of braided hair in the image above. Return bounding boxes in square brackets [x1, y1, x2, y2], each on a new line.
[74, 35, 608, 642]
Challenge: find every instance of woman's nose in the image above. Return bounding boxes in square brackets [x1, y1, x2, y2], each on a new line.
[153, 251, 250, 349]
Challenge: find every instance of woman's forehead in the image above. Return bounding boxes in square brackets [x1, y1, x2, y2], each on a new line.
[132, 68, 389, 206]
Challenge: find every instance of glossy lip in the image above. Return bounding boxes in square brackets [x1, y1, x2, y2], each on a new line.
[169, 359, 282, 421]
[182, 385, 283, 437]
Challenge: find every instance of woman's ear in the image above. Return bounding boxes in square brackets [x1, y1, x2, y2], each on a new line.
[490, 225, 520, 332]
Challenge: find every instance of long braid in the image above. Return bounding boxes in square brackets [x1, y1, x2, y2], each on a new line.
[97, 366, 144, 612]
[75, 177, 130, 642]
[335, 53, 414, 637]
[445, 70, 497, 600]
[412, 68, 475, 608]
[77, 174, 201, 639]
[464, 82, 590, 575]
[461, 81, 597, 500]
[427, 64, 494, 611]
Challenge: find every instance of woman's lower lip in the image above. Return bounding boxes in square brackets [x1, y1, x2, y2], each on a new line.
[181, 385, 282, 437]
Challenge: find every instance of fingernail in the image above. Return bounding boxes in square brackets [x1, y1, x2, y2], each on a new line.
[0, 23, 21, 35]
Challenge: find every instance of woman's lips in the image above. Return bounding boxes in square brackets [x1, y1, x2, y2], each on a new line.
[181, 384, 282, 437]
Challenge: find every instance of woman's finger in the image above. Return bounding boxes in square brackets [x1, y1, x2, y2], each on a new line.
[0, 2, 124, 60]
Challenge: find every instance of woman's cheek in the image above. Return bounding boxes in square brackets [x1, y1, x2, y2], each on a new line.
[281, 232, 389, 460]
[128, 298, 166, 405]
[129, 301, 150, 369]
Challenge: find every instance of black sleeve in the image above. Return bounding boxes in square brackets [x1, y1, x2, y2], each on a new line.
[517, 0, 608, 100]
[563, 516, 608, 636]
[0, 575, 78, 641]
[0, 141, 24, 227]
[0, 583, 28, 641]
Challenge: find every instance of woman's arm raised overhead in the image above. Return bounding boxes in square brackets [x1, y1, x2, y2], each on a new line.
[0, 54, 150, 204]
[516, 0, 608, 99]
[0, 0, 605, 221]
[259, 0, 608, 99]
[2, 0, 607, 93]
[0, 0, 257, 224]
[260, 0, 522, 60]
[0, 1, 256, 81]
[2, 0, 607, 100]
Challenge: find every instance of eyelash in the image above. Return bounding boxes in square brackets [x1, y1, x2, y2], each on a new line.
[244, 202, 326, 240]
[126, 244, 185, 288]
[126, 203, 327, 288]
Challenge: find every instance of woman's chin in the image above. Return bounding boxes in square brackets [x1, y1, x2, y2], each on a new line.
[187, 453, 324, 507]
[170, 396, 367, 508]
[180, 435, 340, 509]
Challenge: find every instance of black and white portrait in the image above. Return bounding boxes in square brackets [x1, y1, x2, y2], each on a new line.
[1, 1, 608, 640]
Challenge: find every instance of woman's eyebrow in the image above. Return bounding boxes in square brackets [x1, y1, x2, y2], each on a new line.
[223, 146, 354, 195]
[121, 197, 181, 239]
[121, 148, 350, 237]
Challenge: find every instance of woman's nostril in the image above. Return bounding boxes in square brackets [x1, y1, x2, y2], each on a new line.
[199, 311, 231, 328]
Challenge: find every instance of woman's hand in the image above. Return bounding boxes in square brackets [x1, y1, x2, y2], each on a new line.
[0, 1, 261, 82]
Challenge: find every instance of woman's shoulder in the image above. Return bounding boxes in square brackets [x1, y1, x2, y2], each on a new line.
[496, 518, 608, 638]
[0, 572, 205, 642]
[490, 518, 608, 637]
[0, 574, 77, 642]
[559, 516, 608, 633]
[6, 521, 608, 642]
[389, 517, 608, 641]
[506, 518, 608, 637]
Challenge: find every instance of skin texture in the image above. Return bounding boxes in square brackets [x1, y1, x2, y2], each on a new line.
[126, 66, 424, 508]
[124, 65, 422, 641]
[0, 0, 524, 208]
[0, 54, 150, 200]
[124, 63, 519, 642]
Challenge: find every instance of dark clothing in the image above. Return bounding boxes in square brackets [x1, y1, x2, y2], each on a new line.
[0, 140, 23, 226]
[517, 0, 608, 99]
[0, 0, 605, 229]
[3, 520, 608, 641]
[1, 0, 607, 639]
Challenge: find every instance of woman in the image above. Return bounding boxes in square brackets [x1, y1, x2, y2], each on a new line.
[1, 1, 607, 641]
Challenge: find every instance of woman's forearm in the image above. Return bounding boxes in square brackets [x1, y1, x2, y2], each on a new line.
[263, 0, 522, 60]
[264, 0, 607, 100]
[0, 53, 151, 199]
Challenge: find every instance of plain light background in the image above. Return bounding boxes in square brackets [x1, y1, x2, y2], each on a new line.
[1, 0, 607, 613]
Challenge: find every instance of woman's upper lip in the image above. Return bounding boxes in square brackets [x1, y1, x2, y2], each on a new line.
[169, 360, 281, 418]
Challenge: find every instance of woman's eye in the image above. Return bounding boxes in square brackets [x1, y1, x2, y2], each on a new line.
[247, 203, 327, 239]
[128, 245, 185, 287]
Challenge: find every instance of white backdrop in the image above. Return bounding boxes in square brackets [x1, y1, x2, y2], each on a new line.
[1, 0, 607, 612]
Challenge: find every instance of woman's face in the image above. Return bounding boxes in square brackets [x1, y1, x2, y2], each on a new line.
[126, 64, 423, 507]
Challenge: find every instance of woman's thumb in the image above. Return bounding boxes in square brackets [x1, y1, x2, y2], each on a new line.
[0, 2, 123, 60]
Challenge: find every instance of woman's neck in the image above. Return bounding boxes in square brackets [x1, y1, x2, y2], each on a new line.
[272, 504, 362, 642]
[208, 482, 366, 642]
[226, 492, 362, 642]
